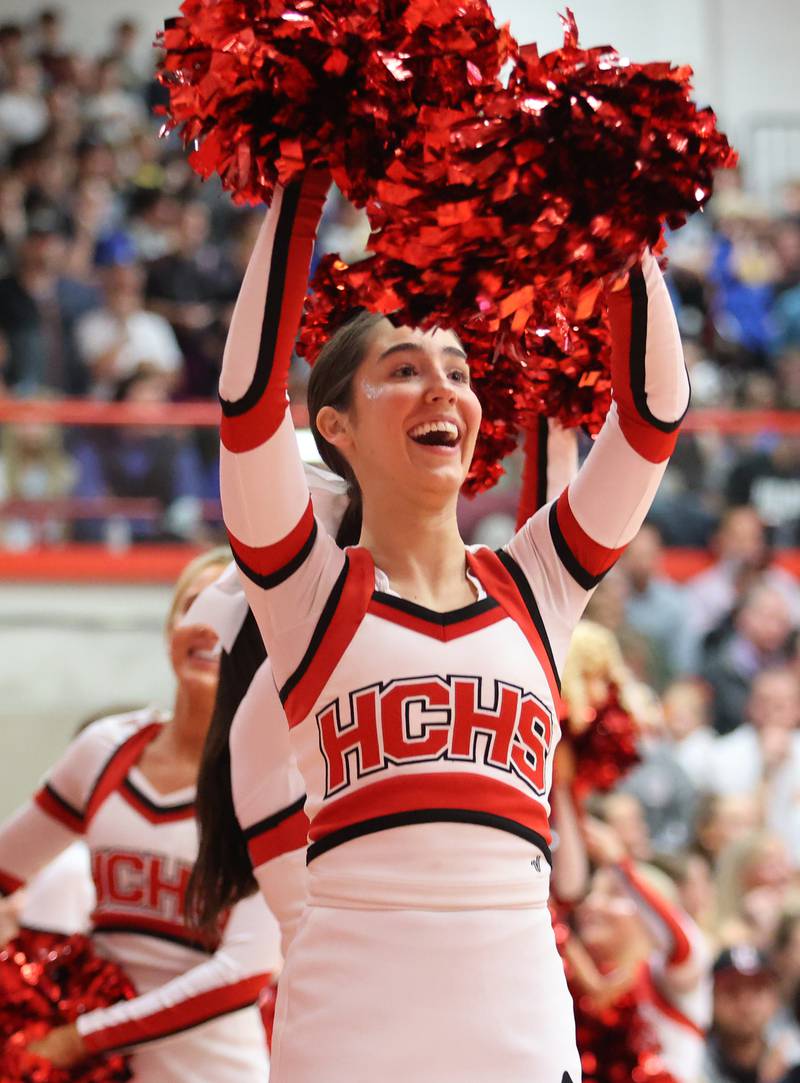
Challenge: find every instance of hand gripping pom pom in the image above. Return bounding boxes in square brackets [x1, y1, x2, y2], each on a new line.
[158, 0, 512, 207]
[0, 929, 136, 1082]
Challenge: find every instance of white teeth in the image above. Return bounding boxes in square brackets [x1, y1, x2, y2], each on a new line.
[408, 420, 460, 439]
[193, 646, 221, 662]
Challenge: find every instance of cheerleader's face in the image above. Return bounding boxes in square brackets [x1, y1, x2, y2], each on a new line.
[167, 564, 227, 693]
[318, 321, 481, 501]
[575, 869, 644, 959]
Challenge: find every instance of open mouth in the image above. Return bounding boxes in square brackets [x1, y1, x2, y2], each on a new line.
[189, 644, 221, 664]
[407, 420, 460, 448]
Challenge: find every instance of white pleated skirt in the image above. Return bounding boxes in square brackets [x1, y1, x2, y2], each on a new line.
[270, 903, 580, 1083]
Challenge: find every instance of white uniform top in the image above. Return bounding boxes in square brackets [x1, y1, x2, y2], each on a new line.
[216, 174, 689, 913]
[0, 709, 277, 1082]
[615, 859, 710, 1083]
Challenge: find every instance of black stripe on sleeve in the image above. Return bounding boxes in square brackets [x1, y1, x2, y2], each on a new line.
[495, 547, 561, 689]
[546, 502, 610, 592]
[229, 518, 318, 591]
[279, 557, 350, 705]
[535, 415, 549, 510]
[243, 796, 306, 841]
[220, 180, 302, 417]
[307, 810, 552, 866]
[43, 783, 85, 826]
[628, 266, 688, 434]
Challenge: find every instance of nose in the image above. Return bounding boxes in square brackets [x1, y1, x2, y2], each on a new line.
[423, 363, 456, 404]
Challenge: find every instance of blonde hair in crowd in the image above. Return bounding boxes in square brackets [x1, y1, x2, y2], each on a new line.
[164, 546, 231, 631]
[561, 620, 636, 729]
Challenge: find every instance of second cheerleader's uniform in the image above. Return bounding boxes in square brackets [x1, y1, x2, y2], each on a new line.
[0, 710, 278, 1083]
[614, 860, 710, 1083]
[218, 173, 689, 1083]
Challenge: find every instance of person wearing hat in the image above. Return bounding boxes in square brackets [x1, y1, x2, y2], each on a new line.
[704, 945, 785, 1083]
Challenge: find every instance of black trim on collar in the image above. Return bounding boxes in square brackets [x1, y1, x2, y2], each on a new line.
[546, 503, 608, 593]
[243, 796, 306, 841]
[279, 557, 350, 705]
[220, 180, 301, 417]
[121, 777, 194, 818]
[231, 518, 318, 591]
[494, 548, 561, 690]
[371, 592, 499, 627]
[307, 809, 552, 866]
[628, 266, 688, 434]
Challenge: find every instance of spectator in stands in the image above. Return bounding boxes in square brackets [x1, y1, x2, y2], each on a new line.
[82, 56, 147, 147]
[703, 668, 800, 859]
[32, 9, 70, 87]
[686, 507, 800, 656]
[0, 417, 75, 547]
[0, 210, 99, 394]
[70, 365, 209, 544]
[0, 59, 49, 153]
[702, 588, 796, 734]
[595, 792, 653, 863]
[652, 850, 718, 948]
[694, 793, 760, 870]
[726, 436, 800, 546]
[619, 522, 692, 686]
[661, 677, 716, 787]
[75, 260, 182, 398]
[771, 912, 800, 1069]
[704, 946, 786, 1083]
[107, 19, 146, 92]
[714, 831, 795, 949]
[146, 200, 235, 396]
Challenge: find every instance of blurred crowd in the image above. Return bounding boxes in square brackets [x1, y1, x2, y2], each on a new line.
[0, 8, 798, 550]
[0, 8, 799, 1083]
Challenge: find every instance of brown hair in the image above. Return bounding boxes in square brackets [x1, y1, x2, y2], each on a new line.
[306, 309, 385, 543]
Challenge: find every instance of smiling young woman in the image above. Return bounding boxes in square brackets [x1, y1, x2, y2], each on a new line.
[218, 169, 689, 1082]
[0, 550, 281, 1083]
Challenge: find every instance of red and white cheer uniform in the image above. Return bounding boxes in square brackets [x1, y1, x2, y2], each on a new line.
[0, 710, 279, 1082]
[218, 173, 689, 1083]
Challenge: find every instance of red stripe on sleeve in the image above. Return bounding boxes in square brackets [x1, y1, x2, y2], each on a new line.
[227, 500, 315, 580]
[220, 392, 290, 454]
[0, 868, 23, 896]
[80, 974, 267, 1055]
[33, 786, 85, 835]
[555, 490, 626, 578]
[618, 858, 692, 967]
[247, 807, 309, 867]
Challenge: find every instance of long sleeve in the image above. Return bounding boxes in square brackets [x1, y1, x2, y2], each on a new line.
[0, 718, 123, 896]
[230, 662, 309, 957]
[76, 893, 272, 1054]
[218, 173, 348, 686]
[506, 251, 689, 672]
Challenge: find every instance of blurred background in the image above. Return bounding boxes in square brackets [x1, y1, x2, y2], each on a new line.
[0, 0, 798, 860]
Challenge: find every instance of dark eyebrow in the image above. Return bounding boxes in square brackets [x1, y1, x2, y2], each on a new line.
[377, 342, 468, 362]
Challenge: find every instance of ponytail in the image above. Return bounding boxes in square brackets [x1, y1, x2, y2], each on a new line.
[186, 609, 266, 930]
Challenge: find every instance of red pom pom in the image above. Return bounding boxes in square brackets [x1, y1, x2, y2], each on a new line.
[563, 686, 641, 802]
[0, 929, 135, 1082]
[300, 11, 735, 490]
[158, 0, 511, 206]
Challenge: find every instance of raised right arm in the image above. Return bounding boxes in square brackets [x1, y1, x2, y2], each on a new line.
[219, 173, 346, 684]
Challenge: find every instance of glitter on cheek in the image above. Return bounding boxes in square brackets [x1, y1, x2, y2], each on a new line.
[360, 379, 388, 401]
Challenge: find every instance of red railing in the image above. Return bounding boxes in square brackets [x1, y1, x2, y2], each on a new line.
[1, 400, 798, 582]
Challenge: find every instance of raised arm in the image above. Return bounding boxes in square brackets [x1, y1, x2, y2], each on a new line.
[219, 172, 345, 682]
[506, 251, 689, 670]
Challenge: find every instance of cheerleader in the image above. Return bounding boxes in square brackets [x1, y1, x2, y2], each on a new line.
[0, 550, 278, 1083]
[214, 162, 689, 1083]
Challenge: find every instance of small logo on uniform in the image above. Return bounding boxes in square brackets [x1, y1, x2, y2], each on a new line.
[530, 855, 542, 871]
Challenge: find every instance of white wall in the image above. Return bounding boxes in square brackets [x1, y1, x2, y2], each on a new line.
[1, 584, 175, 818]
